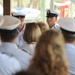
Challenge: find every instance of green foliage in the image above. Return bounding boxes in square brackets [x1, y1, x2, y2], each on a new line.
[0, 0, 3, 5]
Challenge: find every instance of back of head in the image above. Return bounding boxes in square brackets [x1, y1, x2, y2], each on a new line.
[28, 30, 68, 75]
[37, 21, 49, 33]
[23, 22, 41, 43]
[0, 15, 20, 42]
[58, 17, 75, 43]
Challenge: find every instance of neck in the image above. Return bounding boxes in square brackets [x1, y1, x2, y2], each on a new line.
[18, 24, 24, 32]
[66, 41, 75, 46]
[49, 24, 55, 28]
[2, 39, 16, 44]
[49, 26, 53, 28]
[10, 39, 16, 44]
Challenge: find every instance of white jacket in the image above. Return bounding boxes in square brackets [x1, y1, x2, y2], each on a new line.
[50, 24, 60, 30]
[19, 43, 36, 56]
[0, 53, 21, 75]
[65, 43, 75, 75]
[0, 42, 32, 70]
[16, 25, 25, 47]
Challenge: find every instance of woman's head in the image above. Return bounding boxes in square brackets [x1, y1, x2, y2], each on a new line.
[37, 21, 49, 33]
[23, 22, 41, 43]
[28, 30, 68, 75]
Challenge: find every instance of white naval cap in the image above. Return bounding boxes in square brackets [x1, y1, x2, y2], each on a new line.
[0, 16, 3, 27]
[12, 7, 25, 16]
[58, 17, 75, 33]
[12, 11, 25, 16]
[20, 8, 41, 23]
[0, 15, 20, 30]
[46, 9, 59, 17]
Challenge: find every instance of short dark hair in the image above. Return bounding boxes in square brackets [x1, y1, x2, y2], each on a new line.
[62, 30, 75, 42]
[0, 29, 18, 42]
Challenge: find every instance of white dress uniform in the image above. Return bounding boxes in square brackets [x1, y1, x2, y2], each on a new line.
[46, 9, 60, 30]
[0, 42, 32, 70]
[12, 8, 26, 47]
[16, 25, 25, 47]
[58, 17, 75, 75]
[19, 43, 36, 56]
[64, 43, 75, 75]
[0, 16, 32, 70]
[0, 53, 21, 75]
[50, 24, 60, 30]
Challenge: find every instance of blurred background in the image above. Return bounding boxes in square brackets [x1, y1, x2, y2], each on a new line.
[0, 0, 75, 22]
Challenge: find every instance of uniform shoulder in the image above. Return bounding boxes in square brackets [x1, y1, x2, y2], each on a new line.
[0, 53, 21, 75]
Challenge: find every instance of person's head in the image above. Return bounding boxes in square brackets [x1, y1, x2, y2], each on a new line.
[23, 22, 41, 43]
[58, 17, 75, 44]
[37, 21, 49, 33]
[46, 10, 58, 28]
[28, 30, 68, 75]
[0, 16, 20, 42]
[0, 29, 18, 42]
[12, 8, 25, 31]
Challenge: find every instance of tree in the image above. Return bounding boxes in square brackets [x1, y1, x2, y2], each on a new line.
[28, 0, 40, 9]
[50, 0, 54, 10]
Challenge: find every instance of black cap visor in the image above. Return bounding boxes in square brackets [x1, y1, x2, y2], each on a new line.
[46, 13, 58, 18]
[13, 15, 25, 18]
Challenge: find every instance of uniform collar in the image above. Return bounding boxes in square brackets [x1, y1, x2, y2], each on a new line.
[18, 25, 25, 33]
[20, 43, 36, 55]
[50, 24, 60, 30]
[2, 42, 18, 49]
[22, 25, 25, 31]
[65, 43, 75, 48]
[50, 24, 56, 29]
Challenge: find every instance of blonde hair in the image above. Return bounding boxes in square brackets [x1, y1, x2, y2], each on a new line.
[37, 21, 49, 33]
[28, 30, 68, 75]
[23, 22, 41, 43]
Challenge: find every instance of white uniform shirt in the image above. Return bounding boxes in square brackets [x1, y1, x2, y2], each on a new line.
[16, 25, 25, 47]
[0, 53, 21, 75]
[50, 24, 60, 30]
[19, 43, 36, 56]
[65, 43, 75, 75]
[0, 42, 32, 70]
